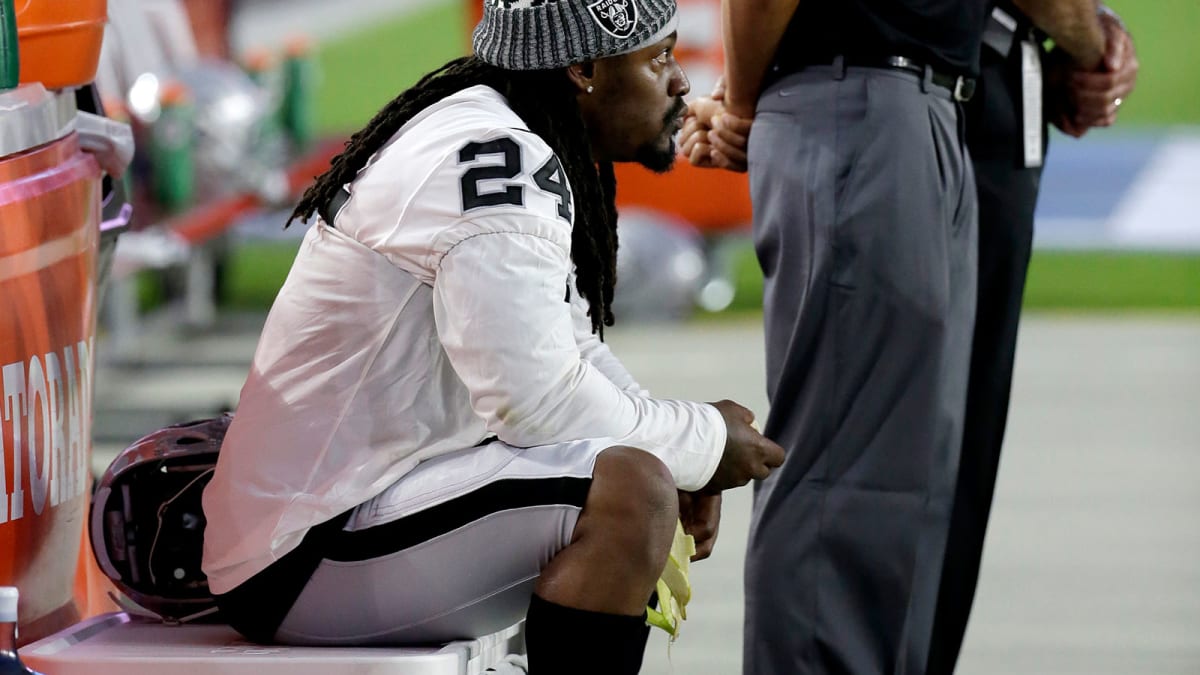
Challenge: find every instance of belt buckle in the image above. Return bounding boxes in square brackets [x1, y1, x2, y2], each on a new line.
[952, 76, 975, 102]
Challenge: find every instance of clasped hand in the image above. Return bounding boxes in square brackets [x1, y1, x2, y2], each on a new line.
[679, 78, 756, 173]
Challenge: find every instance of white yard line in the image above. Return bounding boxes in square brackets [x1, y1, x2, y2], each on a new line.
[1110, 135, 1200, 250]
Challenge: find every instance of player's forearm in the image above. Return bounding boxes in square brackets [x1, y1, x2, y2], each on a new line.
[1012, 0, 1104, 69]
[722, 0, 800, 117]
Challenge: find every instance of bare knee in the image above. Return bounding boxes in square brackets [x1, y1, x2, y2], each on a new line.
[595, 445, 677, 511]
[584, 446, 678, 563]
[533, 446, 678, 613]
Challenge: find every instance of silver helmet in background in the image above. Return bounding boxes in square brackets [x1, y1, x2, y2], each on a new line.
[614, 209, 708, 321]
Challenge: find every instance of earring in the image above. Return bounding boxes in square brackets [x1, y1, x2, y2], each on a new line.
[587, 85, 594, 94]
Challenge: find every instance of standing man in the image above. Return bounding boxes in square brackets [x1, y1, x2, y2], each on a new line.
[704, 1, 991, 672]
[682, 0, 1130, 673]
[927, 4, 1138, 673]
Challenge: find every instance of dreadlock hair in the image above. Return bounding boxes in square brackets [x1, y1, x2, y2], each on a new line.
[289, 56, 619, 337]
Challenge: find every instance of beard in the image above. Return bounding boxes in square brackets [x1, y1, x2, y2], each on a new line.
[635, 137, 677, 173]
[634, 97, 687, 174]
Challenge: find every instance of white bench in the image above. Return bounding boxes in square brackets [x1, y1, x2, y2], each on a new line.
[22, 612, 525, 675]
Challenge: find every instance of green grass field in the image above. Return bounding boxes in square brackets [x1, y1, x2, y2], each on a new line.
[311, 1, 1200, 133]
[720, 245, 1200, 314]
[1024, 251, 1200, 310]
[217, 241, 1200, 315]
[1104, 0, 1200, 126]
[314, 3, 469, 134]
[208, 1, 1198, 316]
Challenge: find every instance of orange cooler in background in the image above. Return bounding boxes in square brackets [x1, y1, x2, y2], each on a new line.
[0, 90, 103, 648]
[14, 0, 107, 90]
[2, 0, 114, 645]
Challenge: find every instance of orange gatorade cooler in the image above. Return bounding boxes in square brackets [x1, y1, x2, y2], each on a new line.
[14, 0, 107, 90]
[0, 83, 102, 645]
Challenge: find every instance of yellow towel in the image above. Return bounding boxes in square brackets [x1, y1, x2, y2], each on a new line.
[646, 519, 695, 640]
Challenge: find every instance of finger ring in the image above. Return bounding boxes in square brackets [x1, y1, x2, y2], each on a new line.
[1114, 97, 1124, 108]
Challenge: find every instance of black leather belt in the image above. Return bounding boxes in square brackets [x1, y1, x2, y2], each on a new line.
[863, 55, 977, 102]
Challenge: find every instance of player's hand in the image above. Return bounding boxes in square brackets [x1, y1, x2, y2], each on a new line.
[703, 400, 785, 493]
[678, 490, 721, 561]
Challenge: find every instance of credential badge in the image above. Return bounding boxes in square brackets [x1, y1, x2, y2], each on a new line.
[587, 0, 638, 39]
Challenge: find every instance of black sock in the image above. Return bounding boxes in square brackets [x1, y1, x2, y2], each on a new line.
[525, 594, 652, 674]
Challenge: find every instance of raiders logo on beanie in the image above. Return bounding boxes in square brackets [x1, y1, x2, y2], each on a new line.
[588, 0, 638, 38]
[473, 0, 679, 71]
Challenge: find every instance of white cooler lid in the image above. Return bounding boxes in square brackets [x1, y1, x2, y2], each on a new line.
[21, 612, 524, 675]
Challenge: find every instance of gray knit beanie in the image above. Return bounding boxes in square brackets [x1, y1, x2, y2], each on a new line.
[473, 0, 679, 71]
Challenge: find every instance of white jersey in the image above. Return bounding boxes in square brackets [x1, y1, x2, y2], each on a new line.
[201, 85, 727, 594]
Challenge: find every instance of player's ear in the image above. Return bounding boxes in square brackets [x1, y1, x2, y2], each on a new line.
[566, 61, 597, 96]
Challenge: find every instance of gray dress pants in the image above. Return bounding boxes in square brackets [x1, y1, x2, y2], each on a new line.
[743, 63, 978, 675]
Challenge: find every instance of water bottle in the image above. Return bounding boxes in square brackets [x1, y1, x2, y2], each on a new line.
[0, 588, 44, 675]
[150, 80, 196, 213]
[281, 36, 315, 151]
